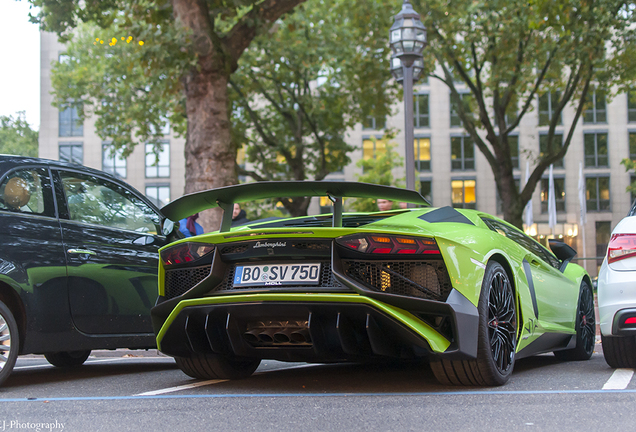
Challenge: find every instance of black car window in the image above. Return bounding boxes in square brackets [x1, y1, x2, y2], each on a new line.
[59, 172, 160, 234]
[481, 217, 561, 269]
[0, 168, 55, 217]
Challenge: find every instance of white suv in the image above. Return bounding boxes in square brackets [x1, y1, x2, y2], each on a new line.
[597, 205, 636, 368]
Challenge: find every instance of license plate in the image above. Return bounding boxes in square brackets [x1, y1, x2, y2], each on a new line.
[233, 263, 321, 287]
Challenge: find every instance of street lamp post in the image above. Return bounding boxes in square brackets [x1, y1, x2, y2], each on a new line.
[389, 0, 426, 192]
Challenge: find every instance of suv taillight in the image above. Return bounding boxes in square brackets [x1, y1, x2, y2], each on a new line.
[336, 234, 440, 255]
[160, 242, 215, 265]
[607, 234, 636, 264]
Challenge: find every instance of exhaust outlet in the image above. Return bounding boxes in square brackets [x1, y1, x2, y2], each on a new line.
[290, 328, 311, 343]
[273, 330, 291, 343]
[243, 329, 261, 344]
[258, 328, 277, 343]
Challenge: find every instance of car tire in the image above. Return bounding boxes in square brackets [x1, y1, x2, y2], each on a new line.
[430, 261, 517, 386]
[554, 281, 595, 361]
[0, 301, 19, 386]
[601, 335, 636, 368]
[44, 350, 91, 367]
[174, 354, 261, 380]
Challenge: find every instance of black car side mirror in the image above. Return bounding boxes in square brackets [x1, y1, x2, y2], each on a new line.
[549, 239, 577, 273]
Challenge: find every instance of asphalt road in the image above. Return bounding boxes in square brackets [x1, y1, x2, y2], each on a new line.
[0, 341, 633, 432]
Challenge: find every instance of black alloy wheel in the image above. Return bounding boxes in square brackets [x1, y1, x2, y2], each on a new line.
[487, 267, 518, 375]
[0, 301, 19, 386]
[431, 261, 517, 386]
[554, 281, 595, 361]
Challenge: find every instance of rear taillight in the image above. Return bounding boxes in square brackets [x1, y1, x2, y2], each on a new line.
[607, 234, 636, 264]
[161, 242, 215, 265]
[336, 234, 440, 255]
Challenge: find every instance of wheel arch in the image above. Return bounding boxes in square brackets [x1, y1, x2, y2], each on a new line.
[0, 281, 26, 353]
[488, 253, 516, 296]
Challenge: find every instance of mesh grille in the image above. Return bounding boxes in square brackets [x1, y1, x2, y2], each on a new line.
[216, 261, 342, 292]
[164, 265, 211, 299]
[220, 244, 249, 254]
[293, 242, 330, 250]
[342, 259, 452, 301]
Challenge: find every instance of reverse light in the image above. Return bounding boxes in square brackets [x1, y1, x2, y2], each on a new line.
[607, 234, 636, 264]
[336, 234, 440, 255]
[161, 242, 215, 266]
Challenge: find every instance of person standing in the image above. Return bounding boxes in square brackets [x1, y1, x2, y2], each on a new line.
[232, 203, 250, 226]
[179, 213, 204, 237]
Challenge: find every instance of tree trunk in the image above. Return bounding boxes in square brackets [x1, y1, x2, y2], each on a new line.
[182, 70, 236, 232]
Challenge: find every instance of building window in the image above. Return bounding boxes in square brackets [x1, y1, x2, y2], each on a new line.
[145, 142, 170, 178]
[584, 132, 608, 167]
[363, 115, 386, 131]
[362, 138, 387, 160]
[59, 104, 83, 137]
[145, 185, 170, 208]
[629, 132, 636, 160]
[450, 93, 473, 128]
[508, 135, 519, 169]
[415, 137, 431, 172]
[631, 174, 636, 204]
[586, 176, 610, 212]
[539, 133, 564, 168]
[420, 179, 432, 204]
[451, 179, 476, 209]
[540, 177, 565, 213]
[538, 91, 562, 126]
[59, 142, 83, 164]
[451, 136, 475, 170]
[414, 94, 429, 128]
[102, 144, 126, 178]
[628, 91, 636, 123]
[596, 221, 612, 269]
[583, 89, 607, 124]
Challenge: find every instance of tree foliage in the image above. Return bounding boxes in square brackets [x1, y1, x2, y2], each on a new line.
[351, 136, 404, 212]
[33, 0, 306, 230]
[412, 0, 636, 228]
[0, 112, 39, 157]
[230, 0, 398, 216]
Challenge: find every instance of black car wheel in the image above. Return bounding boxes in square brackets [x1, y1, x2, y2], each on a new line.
[44, 350, 91, 367]
[554, 281, 595, 361]
[175, 354, 261, 380]
[0, 301, 19, 386]
[431, 261, 517, 386]
[601, 335, 636, 368]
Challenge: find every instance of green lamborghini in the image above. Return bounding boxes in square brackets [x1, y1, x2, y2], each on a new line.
[151, 182, 595, 386]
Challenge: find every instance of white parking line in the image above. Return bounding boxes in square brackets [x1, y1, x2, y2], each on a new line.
[133, 363, 319, 396]
[602, 369, 635, 390]
[14, 357, 172, 371]
[136, 379, 229, 396]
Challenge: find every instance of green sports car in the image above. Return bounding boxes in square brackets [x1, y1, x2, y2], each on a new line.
[151, 182, 595, 386]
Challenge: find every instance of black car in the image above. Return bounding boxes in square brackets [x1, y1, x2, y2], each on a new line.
[0, 156, 177, 385]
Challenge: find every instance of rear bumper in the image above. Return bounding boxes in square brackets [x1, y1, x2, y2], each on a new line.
[152, 289, 479, 362]
[598, 260, 636, 335]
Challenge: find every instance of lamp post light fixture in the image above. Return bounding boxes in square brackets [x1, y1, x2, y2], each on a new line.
[389, 0, 426, 193]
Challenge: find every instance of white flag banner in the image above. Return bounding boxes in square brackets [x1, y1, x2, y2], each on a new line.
[578, 161, 587, 226]
[523, 161, 533, 228]
[548, 164, 557, 229]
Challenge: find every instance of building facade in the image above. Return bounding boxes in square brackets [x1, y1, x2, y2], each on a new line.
[39, 31, 636, 277]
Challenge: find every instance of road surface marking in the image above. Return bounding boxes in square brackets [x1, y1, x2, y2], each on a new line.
[602, 368, 634, 390]
[133, 363, 318, 396]
[14, 357, 172, 371]
[136, 380, 229, 396]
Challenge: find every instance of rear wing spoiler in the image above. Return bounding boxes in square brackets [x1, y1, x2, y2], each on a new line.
[161, 181, 429, 232]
